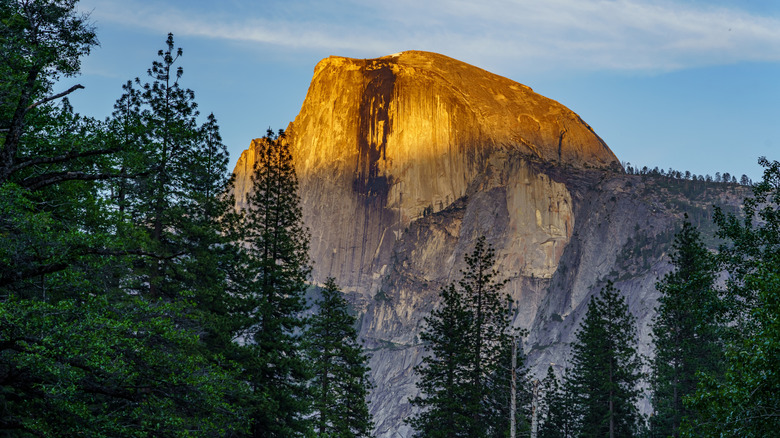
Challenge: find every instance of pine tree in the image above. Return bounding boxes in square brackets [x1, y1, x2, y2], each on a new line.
[239, 129, 312, 437]
[460, 237, 521, 437]
[0, 0, 119, 299]
[113, 33, 230, 302]
[566, 281, 643, 438]
[103, 33, 254, 414]
[306, 277, 373, 437]
[650, 217, 721, 437]
[1, 0, 98, 185]
[538, 365, 575, 438]
[409, 283, 474, 437]
[409, 236, 526, 438]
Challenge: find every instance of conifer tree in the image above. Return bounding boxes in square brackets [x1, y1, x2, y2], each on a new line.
[409, 283, 473, 437]
[0, 0, 120, 299]
[538, 365, 575, 438]
[460, 237, 520, 437]
[1, 0, 98, 186]
[650, 217, 721, 437]
[566, 281, 643, 438]
[409, 236, 526, 438]
[104, 33, 251, 403]
[306, 277, 373, 437]
[113, 33, 230, 302]
[239, 129, 312, 437]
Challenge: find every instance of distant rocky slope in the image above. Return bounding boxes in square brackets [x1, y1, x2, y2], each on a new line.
[231, 51, 745, 437]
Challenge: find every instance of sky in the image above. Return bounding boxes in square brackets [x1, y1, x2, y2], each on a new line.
[64, 0, 780, 181]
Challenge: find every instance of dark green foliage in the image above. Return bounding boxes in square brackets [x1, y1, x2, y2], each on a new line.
[306, 277, 373, 437]
[112, 33, 232, 302]
[409, 236, 528, 438]
[1, 3, 250, 434]
[108, 37, 248, 354]
[538, 366, 575, 438]
[409, 282, 473, 437]
[1, 0, 98, 184]
[685, 157, 780, 437]
[566, 281, 643, 438]
[650, 217, 721, 437]
[1, 0, 120, 307]
[0, 0, 119, 300]
[238, 130, 313, 437]
[0, 296, 247, 437]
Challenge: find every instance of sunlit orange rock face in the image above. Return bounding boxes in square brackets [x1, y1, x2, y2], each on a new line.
[234, 50, 618, 294]
[232, 51, 622, 437]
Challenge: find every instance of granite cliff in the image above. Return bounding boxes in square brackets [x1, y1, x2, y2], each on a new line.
[231, 51, 744, 437]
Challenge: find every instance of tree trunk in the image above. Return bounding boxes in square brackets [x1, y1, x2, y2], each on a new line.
[511, 336, 517, 438]
[609, 358, 614, 438]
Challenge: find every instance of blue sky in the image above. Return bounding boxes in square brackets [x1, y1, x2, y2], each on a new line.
[66, 0, 780, 181]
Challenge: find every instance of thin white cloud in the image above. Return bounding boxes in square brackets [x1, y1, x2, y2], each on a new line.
[80, 0, 780, 72]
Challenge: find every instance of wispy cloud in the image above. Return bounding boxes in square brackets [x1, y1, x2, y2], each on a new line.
[80, 0, 780, 72]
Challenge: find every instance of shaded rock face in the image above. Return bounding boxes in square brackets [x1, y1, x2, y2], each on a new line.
[231, 51, 742, 437]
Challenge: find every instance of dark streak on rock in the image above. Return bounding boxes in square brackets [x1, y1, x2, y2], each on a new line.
[354, 62, 396, 201]
[557, 130, 566, 163]
[352, 61, 399, 289]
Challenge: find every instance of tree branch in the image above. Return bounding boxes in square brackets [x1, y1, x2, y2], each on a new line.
[8, 146, 122, 176]
[0, 262, 70, 288]
[90, 248, 187, 260]
[20, 170, 144, 191]
[1, 65, 41, 183]
[25, 84, 84, 111]
[0, 248, 186, 288]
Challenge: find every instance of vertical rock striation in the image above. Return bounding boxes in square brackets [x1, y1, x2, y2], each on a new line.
[235, 50, 618, 299]
[231, 51, 742, 437]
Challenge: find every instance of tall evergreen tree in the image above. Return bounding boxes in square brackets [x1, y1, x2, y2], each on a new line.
[104, 32, 253, 402]
[112, 33, 231, 302]
[409, 283, 473, 438]
[104, 37, 253, 388]
[1, 0, 98, 186]
[650, 217, 721, 437]
[460, 237, 525, 437]
[0, 0, 121, 299]
[538, 365, 575, 438]
[306, 277, 373, 437]
[409, 236, 526, 438]
[566, 281, 643, 438]
[687, 157, 780, 437]
[239, 129, 312, 437]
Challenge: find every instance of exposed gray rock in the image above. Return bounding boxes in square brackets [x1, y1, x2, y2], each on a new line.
[231, 51, 746, 437]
